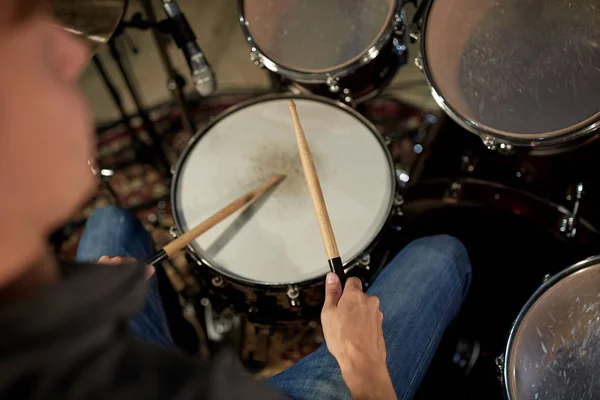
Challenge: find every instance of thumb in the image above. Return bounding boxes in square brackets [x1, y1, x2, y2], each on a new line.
[323, 272, 342, 309]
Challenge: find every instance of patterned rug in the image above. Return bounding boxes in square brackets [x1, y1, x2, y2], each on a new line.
[52, 90, 435, 375]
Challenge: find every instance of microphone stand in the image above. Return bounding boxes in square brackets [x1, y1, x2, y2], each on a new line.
[139, 0, 197, 137]
[100, 1, 205, 178]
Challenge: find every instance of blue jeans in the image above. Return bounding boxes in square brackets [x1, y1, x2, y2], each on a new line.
[76, 206, 174, 348]
[78, 206, 472, 400]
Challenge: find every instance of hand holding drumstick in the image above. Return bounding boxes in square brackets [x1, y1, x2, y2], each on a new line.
[288, 100, 396, 400]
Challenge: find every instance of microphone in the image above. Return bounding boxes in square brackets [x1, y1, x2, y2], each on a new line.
[162, 0, 216, 96]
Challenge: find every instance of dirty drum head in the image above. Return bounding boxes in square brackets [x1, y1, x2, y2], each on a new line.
[504, 256, 600, 400]
[421, 0, 600, 149]
[171, 95, 395, 285]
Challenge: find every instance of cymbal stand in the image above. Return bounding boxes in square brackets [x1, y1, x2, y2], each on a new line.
[93, 55, 154, 159]
[106, 35, 172, 176]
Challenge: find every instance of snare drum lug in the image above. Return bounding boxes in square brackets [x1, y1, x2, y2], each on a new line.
[212, 276, 225, 288]
[326, 76, 340, 93]
[286, 285, 301, 308]
[394, 194, 405, 215]
[249, 49, 264, 68]
[543, 274, 551, 283]
[168, 226, 178, 238]
[359, 254, 371, 267]
[394, 194, 405, 206]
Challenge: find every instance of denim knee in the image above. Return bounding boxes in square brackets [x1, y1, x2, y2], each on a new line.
[84, 205, 148, 245]
[87, 205, 132, 226]
[408, 234, 472, 298]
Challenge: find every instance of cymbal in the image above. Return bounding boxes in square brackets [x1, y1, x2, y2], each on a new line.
[53, 0, 128, 55]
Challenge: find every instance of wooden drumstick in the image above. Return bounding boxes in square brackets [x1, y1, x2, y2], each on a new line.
[288, 100, 347, 288]
[146, 174, 283, 266]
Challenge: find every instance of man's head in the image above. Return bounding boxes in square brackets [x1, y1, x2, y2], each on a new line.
[0, 1, 94, 285]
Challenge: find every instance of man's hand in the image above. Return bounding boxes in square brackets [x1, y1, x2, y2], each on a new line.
[97, 256, 155, 279]
[321, 273, 396, 400]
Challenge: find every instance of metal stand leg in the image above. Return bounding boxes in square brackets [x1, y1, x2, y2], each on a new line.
[140, 0, 197, 137]
[93, 55, 150, 156]
[107, 38, 172, 176]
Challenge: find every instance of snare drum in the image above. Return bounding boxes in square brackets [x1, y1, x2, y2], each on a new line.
[172, 95, 396, 321]
[500, 256, 600, 400]
[418, 0, 600, 152]
[238, 0, 408, 104]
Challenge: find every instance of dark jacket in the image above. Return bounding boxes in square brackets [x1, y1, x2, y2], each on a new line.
[0, 262, 284, 399]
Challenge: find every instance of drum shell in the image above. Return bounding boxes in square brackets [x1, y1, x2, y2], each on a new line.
[288, 33, 408, 104]
[238, 0, 408, 103]
[170, 94, 399, 322]
[413, 117, 600, 232]
[186, 220, 397, 323]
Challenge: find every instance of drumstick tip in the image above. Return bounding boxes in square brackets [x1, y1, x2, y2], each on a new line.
[271, 174, 285, 184]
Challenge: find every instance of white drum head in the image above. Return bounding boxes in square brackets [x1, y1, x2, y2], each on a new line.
[173, 97, 394, 284]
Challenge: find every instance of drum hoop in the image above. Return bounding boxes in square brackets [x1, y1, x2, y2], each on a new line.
[502, 255, 600, 399]
[237, 0, 402, 82]
[419, 1, 600, 147]
[171, 93, 397, 286]
[407, 177, 599, 234]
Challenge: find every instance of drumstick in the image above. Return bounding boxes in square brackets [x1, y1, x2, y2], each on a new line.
[146, 174, 282, 266]
[288, 100, 347, 288]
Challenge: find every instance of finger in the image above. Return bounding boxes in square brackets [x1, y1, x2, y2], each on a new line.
[146, 265, 155, 278]
[323, 272, 342, 309]
[367, 295, 380, 310]
[98, 255, 111, 263]
[344, 277, 363, 293]
[97, 256, 136, 265]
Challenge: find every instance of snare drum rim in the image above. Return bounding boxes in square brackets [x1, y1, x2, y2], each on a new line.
[238, 0, 403, 83]
[419, 1, 600, 148]
[502, 255, 600, 400]
[171, 93, 397, 286]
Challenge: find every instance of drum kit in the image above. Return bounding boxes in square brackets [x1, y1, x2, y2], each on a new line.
[56, 0, 600, 398]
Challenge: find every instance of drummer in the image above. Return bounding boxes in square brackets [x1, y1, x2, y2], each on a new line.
[0, 2, 472, 400]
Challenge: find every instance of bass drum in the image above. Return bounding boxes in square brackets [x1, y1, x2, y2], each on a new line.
[403, 179, 600, 399]
[402, 118, 600, 398]
[501, 256, 600, 400]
